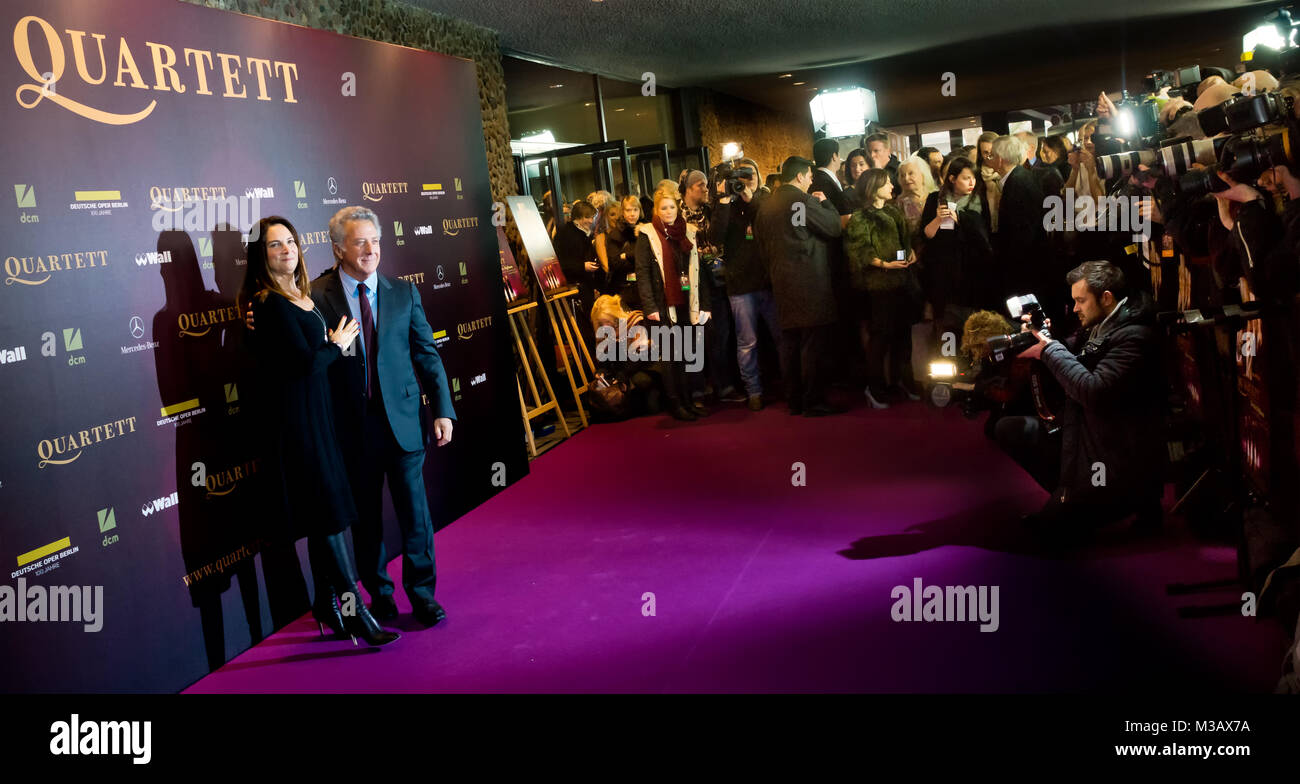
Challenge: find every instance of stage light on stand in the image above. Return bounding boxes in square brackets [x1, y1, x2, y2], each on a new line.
[721, 142, 743, 161]
[809, 86, 877, 139]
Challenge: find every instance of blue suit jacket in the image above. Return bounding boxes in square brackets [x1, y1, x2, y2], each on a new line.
[312, 268, 456, 454]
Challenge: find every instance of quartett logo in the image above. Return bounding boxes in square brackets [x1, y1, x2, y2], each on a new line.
[13, 14, 299, 126]
[361, 181, 408, 202]
[457, 315, 492, 340]
[150, 186, 228, 211]
[36, 415, 137, 468]
[178, 305, 239, 337]
[442, 216, 479, 236]
[4, 249, 108, 286]
[194, 458, 260, 498]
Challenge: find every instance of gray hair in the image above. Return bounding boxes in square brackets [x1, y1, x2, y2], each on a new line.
[991, 135, 1025, 167]
[329, 206, 382, 245]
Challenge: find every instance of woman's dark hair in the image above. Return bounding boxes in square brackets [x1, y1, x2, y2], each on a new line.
[853, 168, 891, 207]
[940, 157, 979, 200]
[844, 148, 868, 185]
[240, 215, 309, 311]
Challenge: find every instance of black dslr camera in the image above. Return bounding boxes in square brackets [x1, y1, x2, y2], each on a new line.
[986, 295, 1052, 363]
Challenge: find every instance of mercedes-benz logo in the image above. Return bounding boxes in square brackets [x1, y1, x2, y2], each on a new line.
[129, 316, 145, 340]
[436, 265, 445, 281]
[327, 177, 337, 195]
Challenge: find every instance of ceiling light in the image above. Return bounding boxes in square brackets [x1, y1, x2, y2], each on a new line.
[584, 102, 593, 106]
[521, 129, 556, 143]
[792, 81, 805, 86]
[778, 73, 793, 79]
[614, 107, 625, 112]
[549, 83, 564, 88]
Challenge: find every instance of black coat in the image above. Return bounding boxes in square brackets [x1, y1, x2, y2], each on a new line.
[1039, 291, 1165, 506]
[754, 184, 843, 329]
[996, 165, 1048, 297]
[918, 191, 997, 311]
[1031, 159, 1065, 200]
[554, 221, 597, 291]
[811, 169, 852, 216]
[708, 190, 769, 296]
[633, 225, 711, 323]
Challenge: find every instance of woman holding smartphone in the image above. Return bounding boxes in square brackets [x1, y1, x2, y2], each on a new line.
[920, 157, 995, 339]
[845, 169, 919, 408]
[240, 215, 399, 647]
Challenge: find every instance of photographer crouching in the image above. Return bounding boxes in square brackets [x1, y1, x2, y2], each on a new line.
[996, 260, 1166, 535]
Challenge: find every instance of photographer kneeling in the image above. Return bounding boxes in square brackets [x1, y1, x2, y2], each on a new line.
[996, 260, 1165, 534]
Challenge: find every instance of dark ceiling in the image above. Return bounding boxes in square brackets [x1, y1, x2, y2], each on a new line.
[407, 0, 1286, 125]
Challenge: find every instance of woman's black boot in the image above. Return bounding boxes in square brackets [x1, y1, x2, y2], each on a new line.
[323, 532, 400, 647]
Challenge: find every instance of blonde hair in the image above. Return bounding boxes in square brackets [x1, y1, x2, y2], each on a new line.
[898, 157, 937, 196]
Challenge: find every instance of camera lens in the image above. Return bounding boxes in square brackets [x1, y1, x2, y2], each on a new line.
[1096, 149, 1156, 180]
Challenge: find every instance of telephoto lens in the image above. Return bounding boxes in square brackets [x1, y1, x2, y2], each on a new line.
[1177, 165, 1231, 197]
[1096, 149, 1157, 180]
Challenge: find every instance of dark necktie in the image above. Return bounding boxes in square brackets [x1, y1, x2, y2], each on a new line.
[357, 282, 378, 399]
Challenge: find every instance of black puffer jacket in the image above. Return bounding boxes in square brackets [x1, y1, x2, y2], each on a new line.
[1039, 290, 1165, 506]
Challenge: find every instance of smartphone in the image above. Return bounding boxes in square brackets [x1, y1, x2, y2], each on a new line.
[941, 200, 957, 230]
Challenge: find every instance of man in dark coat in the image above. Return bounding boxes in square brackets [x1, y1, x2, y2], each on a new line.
[992, 134, 1052, 311]
[1010, 260, 1165, 532]
[754, 156, 844, 416]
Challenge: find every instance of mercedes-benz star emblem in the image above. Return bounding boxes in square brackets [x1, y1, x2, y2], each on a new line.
[129, 316, 145, 340]
[327, 177, 337, 195]
[437, 265, 445, 281]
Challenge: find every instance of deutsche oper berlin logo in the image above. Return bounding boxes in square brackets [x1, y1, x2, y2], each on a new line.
[129, 316, 144, 340]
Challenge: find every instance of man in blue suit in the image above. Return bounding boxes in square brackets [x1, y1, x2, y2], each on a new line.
[312, 205, 456, 626]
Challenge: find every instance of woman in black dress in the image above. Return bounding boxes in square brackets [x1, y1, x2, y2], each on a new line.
[240, 216, 398, 647]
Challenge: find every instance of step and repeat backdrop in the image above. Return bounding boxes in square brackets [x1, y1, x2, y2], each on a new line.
[0, 0, 525, 691]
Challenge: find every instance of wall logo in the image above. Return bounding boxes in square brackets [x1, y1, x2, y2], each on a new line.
[361, 181, 408, 202]
[442, 216, 479, 236]
[178, 305, 239, 337]
[457, 315, 492, 340]
[157, 397, 205, 427]
[471, 372, 487, 386]
[414, 224, 432, 236]
[141, 491, 178, 517]
[14, 183, 37, 223]
[246, 186, 275, 199]
[134, 250, 172, 266]
[5, 249, 109, 286]
[0, 344, 27, 365]
[36, 416, 138, 468]
[41, 327, 86, 366]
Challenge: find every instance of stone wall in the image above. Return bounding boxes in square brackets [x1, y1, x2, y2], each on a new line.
[697, 90, 814, 182]
[182, 0, 514, 202]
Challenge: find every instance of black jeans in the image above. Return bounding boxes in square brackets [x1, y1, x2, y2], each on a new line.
[780, 325, 832, 410]
[866, 287, 915, 394]
[993, 415, 1060, 493]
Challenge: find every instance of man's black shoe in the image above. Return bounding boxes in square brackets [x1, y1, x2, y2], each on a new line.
[803, 404, 845, 417]
[369, 594, 399, 621]
[413, 600, 447, 627]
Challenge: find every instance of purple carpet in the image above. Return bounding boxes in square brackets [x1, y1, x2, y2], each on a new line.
[185, 399, 1287, 693]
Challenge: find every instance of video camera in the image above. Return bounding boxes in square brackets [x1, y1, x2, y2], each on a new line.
[712, 162, 757, 199]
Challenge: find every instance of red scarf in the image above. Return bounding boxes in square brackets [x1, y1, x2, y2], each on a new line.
[651, 214, 691, 308]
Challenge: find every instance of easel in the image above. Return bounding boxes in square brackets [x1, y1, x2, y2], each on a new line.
[508, 298, 571, 457]
[542, 286, 596, 428]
